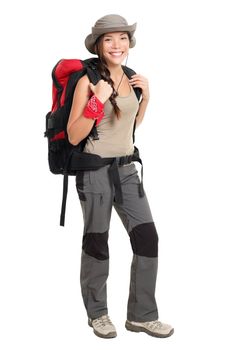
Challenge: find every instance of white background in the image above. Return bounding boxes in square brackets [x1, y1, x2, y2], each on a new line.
[0, 0, 233, 349]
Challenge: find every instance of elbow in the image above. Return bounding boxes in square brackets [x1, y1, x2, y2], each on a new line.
[68, 133, 80, 146]
[69, 139, 78, 146]
[67, 127, 80, 146]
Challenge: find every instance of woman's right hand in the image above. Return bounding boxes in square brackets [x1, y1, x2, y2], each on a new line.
[89, 80, 113, 104]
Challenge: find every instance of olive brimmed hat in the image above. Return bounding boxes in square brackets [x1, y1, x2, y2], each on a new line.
[85, 14, 137, 54]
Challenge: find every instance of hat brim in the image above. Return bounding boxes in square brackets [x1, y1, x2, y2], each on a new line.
[85, 23, 136, 54]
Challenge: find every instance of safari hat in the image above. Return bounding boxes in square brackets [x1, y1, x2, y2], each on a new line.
[85, 14, 136, 54]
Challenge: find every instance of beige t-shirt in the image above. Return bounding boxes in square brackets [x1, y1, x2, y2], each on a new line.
[84, 88, 139, 157]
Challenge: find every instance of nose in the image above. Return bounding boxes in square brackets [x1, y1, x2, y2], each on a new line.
[111, 38, 120, 48]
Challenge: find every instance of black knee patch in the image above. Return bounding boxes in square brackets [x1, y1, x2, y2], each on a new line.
[82, 231, 109, 260]
[129, 222, 158, 257]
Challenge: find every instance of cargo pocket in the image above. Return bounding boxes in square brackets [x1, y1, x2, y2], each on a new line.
[84, 192, 104, 207]
[76, 169, 105, 205]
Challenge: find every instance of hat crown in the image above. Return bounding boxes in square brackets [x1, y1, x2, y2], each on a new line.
[93, 14, 129, 30]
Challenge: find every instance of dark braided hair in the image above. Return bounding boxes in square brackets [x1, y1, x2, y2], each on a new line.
[95, 35, 125, 118]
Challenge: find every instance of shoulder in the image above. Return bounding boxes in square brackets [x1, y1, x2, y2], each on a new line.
[73, 74, 90, 96]
[75, 74, 90, 89]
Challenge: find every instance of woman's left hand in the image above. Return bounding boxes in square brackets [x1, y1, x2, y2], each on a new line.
[129, 74, 150, 102]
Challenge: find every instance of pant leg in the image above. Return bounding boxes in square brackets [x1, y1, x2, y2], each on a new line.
[76, 167, 113, 319]
[113, 163, 159, 322]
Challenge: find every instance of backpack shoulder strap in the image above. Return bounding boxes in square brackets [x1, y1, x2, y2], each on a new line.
[122, 65, 142, 143]
[122, 65, 142, 101]
[84, 58, 102, 85]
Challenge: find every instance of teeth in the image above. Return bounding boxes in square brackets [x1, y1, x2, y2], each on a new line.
[110, 52, 122, 57]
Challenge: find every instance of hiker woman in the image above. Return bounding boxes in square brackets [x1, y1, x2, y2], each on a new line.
[67, 14, 174, 339]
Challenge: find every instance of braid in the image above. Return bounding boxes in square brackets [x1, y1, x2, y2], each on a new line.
[95, 38, 121, 118]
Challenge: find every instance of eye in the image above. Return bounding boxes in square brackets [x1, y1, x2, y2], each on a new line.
[121, 36, 128, 40]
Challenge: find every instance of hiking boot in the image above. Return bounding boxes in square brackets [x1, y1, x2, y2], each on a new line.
[88, 314, 117, 338]
[125, 319, 174, 338]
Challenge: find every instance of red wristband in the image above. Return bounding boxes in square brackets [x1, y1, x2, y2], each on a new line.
[83, 95, 104, 125]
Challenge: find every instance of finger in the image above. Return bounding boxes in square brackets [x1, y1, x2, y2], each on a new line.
[130, 78, 147, 84]
[131, 83, 147, 89]
[131, 74, 141, 79]
[129, 79, 141, 84]
[130, 81, 147, 87]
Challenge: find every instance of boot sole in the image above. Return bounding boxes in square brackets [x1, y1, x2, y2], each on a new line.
[88, 319, 117, 339]
[125, 320, 174, 338]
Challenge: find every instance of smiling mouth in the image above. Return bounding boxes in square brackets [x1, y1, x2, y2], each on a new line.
[109, 52, 124, 57]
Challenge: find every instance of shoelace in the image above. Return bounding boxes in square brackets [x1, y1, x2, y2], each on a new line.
[145, 320, 163, 331]
[93, 315, 113, 329]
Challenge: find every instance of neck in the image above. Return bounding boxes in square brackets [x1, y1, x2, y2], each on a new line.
[107, 64, 123, 78]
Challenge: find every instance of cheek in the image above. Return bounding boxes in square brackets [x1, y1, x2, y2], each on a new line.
[122, 41, 130, 51]
[102, 50, 109, 60]
[102, 44, 112, 56]
[102, 41, 111, 49]
[123, 46, 129, 55]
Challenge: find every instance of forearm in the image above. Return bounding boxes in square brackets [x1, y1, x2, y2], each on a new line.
[67, 116, 95, 146]
[67, 92, 105, 146]
[135, 98, 149, 128]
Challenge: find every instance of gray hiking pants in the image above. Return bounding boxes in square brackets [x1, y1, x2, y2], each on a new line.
[76, 162, 159, 322]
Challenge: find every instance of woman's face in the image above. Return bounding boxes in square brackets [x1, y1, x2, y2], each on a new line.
[100, 31, 130, 66]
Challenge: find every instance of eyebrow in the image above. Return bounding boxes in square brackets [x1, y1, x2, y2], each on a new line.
[104, 33, 127, 38]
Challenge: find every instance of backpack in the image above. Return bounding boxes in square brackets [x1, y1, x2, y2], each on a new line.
[45, 57, 141, 226]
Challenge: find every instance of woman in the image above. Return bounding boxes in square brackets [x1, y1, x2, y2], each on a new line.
[67, 14, 174, 339]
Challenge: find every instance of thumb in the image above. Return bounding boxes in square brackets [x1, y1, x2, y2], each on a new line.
[89, 82, 94, 90]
